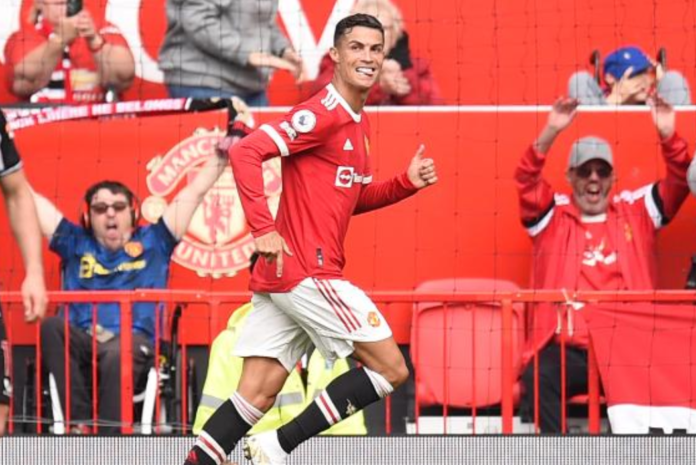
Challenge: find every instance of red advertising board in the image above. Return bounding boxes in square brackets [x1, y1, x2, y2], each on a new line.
[2, 0, 696, 105]
[2, 107, 696, 343]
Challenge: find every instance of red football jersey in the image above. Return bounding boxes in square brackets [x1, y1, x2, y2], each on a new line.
[230, 84, 417, 292]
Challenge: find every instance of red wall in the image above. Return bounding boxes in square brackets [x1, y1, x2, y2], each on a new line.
[2, 0, 696, 104]
[2, 108, 696, 343]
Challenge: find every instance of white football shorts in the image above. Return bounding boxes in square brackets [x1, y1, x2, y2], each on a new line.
[234, 277, 393, 371]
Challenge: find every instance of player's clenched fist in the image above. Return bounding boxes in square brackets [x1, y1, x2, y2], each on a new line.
[254, 231, 293, 277]
[407, 144, 438, 189]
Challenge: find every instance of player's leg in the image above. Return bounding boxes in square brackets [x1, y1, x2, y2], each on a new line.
[263, 279, 406, 457]
[184, 293, 311, 465]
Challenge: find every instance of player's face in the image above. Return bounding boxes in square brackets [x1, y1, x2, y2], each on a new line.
[331, 26, 386, 91]
[88, 188, 134, 251]
[567, 160, 615, 216]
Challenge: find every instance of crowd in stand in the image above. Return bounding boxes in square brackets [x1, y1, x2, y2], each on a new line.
[2, 0, 696, 451]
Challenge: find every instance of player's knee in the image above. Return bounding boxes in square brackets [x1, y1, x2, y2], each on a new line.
[379, 361, 409, 389]
[392, 361, 410, 388]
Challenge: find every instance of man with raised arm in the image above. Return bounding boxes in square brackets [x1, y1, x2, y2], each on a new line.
[32, 99, 253, 434]
[515, 95, 691, 433]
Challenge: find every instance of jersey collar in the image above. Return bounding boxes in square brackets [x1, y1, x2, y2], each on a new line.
[326, 84, 362, 123]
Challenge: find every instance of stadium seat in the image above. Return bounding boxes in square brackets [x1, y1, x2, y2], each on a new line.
[410, 278, 525, 409]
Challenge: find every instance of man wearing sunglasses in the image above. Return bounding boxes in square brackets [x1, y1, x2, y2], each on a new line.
[30, 98, 254, 434]
[515, 95, 691, 433]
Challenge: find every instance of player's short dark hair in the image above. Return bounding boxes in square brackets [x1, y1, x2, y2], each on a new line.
[333, 13, 384, 46]
[84, 180, 135, 206]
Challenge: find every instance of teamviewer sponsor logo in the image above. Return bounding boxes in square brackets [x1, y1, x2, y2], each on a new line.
[335, 166, 355, 188]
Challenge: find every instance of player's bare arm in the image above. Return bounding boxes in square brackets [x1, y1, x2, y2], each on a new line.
[2, 171, 48, 321]
[407, 144, 438, 188]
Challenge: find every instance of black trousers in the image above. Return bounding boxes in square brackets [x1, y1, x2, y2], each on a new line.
[40, 316, 153, 434]
[520, 343, 589, 433]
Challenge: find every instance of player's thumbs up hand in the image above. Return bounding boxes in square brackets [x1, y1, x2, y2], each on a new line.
[407, 144, 438, 189]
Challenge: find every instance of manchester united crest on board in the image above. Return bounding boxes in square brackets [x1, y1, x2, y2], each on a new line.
[143, 128, 282, 278]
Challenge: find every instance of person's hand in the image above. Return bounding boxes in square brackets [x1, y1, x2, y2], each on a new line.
[407, 145, 438, 189]
[54, 16, 80, 45]
[612, 66, 656, 104]
[546, 97, 579, 134]
[379, 59, 411, 96]
[648, 93, 676, 140]
[248, 52, 302, 75]
[21, 271, 48, 323]
[254, 231, 293, 277]
[75, 10, 98, 41]
[232, 96, 254, 128]
[280, 48, 307, 82]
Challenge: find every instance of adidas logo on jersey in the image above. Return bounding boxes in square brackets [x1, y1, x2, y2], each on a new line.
[343, 139, 354, 151]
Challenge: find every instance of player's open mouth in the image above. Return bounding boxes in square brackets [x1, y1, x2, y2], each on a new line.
[356, 67, 375, 77]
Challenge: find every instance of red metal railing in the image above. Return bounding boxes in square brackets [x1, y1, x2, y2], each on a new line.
[1, 289, 694, 435]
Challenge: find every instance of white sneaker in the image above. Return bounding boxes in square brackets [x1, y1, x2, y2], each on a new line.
[243, 431, 288, 465]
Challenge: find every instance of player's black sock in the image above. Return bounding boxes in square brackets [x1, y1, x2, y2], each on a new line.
[184, 392, 263, 465]
[277, 367, 393, 453]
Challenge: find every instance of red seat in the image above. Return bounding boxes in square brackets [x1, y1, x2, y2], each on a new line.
[410, 278, 525, 408]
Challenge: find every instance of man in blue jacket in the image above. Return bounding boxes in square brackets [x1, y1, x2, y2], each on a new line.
[33, 99, 253, 434]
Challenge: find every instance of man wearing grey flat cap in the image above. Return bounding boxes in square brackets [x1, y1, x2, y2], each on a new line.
[515, 95, 691, 433]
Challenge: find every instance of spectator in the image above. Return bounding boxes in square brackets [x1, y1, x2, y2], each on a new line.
[515, 96, 691, 433]
[0, 110, 48, 435]
[569, 45, 691, 106]
[4, 0, 135, 104]
[31, 99, 253, 434]
[158, 0, 304, 106]
[311, 0, 442, 105]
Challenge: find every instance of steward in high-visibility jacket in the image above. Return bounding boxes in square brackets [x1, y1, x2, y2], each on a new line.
[193, 303, 367, 435]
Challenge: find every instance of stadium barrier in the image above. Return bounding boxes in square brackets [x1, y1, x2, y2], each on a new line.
[1, 289, 695, 436]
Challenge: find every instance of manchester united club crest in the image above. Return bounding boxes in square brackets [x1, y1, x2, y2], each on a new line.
[367, 311, 381, 328]
[124, 241, 143, 258]
[143, 128, 282, 278]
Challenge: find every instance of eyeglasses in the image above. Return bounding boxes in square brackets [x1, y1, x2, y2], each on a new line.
[574, 165, 613, 179]
[90, 201, 129, 215]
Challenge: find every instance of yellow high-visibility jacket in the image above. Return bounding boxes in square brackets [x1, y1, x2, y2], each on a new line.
[193, 303, 366, 436]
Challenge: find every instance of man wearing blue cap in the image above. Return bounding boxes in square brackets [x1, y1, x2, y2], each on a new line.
[569, 45, 691, 105]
